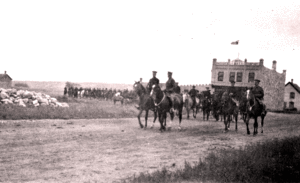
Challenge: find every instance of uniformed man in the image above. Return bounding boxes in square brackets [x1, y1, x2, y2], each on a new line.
[204, 87, 212, 99]
[64, 87, 67, 96]
[227, 80, 237, 99]
[174, 82, 181, 94]
[147, 71, 159, 93]
[165, 71, 177, 113]
[136, 71, 159, 109]
[189, 86, 199, 108]
[252, 79, 266, 115]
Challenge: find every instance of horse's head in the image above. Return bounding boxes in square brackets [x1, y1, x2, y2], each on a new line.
[246, 88, 255, 101]
[133, 81, 146, 95]
[150, 84, 162, 101]
[182, 92, 189, 102]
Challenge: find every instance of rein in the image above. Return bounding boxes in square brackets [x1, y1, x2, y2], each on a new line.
[154, 92, 166, 107]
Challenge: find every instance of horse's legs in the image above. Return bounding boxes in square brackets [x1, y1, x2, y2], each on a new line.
[207, 110, 210, 121]
[167, 112, 174, 130]
[261, 116, 264, 133]
[137, 109, 144, 128]
[227, 114, 231, 129]
[150, 111, 157, 129]
[178, 109, 182, 130]
[144, 110, 149, 129]
[187, 107, 190, 119]
[203, 110, 205, 121]
[253, 117, 258, 135]
[223, 114, 228, 132]
[246, 114, 250, 135]
[158, 112, 164, 132]
[235, 114, 238, 131]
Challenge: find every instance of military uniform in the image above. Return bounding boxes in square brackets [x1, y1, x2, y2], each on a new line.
[189, 87, 199, 107]
[147, 77, 159, 93]
[227, 86, 237, 98]
[252, 79, 266, 115]
[165, 73, 177, 112]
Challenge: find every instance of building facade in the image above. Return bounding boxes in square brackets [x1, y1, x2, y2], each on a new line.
[211, 58, 286, 110]
[284, 79, 300, 110]
[0, 71, 12, 88]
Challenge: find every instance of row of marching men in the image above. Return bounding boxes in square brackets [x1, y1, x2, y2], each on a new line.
[63, 87, 138, 100]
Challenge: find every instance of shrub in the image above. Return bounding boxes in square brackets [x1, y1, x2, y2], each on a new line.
[123, 136, 300, 183]
[14, 82, 29, 88]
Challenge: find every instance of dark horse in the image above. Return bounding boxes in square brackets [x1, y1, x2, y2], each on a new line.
[200, 92, 211, 121]
[133, 81, 158, 129]
[150, 84, 184, 132]
[221, 91, 239, 132]
[245, 89, 267, 135]
[211, 92, 224, 121]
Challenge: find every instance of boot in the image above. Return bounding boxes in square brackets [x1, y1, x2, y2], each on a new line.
[261, 104, 266, 115]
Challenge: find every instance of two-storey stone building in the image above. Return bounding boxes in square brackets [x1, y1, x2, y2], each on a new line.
[284, 79, 300, 110]
[211, 58, 286, 110]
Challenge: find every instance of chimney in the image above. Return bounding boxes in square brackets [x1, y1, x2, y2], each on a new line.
[259, 59, 264, 66]
[4, 71, 6, 74]
[272, 60, 277, 71]
[213, 58, 217, 65]
[291, 79, 293, 83]
[140, 78, 142, 82]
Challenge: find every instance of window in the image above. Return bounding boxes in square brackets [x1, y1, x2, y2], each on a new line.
[229, 72, 235, 82]
[218, 72, 224, 81]
[289, 102, 294, 109]
[237, 72, 243, 82]
[290, 92, 295, 99]
[248, 72, 255, 82]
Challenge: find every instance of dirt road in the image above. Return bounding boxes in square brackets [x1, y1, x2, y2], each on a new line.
[0, 113, 299, 183]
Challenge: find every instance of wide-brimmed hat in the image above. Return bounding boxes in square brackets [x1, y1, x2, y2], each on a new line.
[152, 71, 157, 73]
[168, 71, 172, 75]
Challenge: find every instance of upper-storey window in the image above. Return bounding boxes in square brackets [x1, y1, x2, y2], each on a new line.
[229, 72, 235, 82]
[248, 72, 255, 82]
[237, 72, 243, 82]
[290, 92, 295, 99]
[218, 72, 224, 81]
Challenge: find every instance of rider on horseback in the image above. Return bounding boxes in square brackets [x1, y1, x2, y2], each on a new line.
[165, 71, 177, 113]
[189, 86, 199, 108]
[252, 79, 266, 115]
[136, 71, 159, 109]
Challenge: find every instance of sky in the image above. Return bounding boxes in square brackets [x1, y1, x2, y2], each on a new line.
[0, 1, 299, 85]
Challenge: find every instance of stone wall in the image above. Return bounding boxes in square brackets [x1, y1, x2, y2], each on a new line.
[0, 81, 12, 88]
[284, 84, 300, 110]
[257, 66, 286, 110]
[180, 84, 212, 92]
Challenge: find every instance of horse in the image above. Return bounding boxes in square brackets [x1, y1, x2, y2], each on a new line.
[221, 91, 239, 132]
[150, 84, 184, 132]
[211, 92, 224, 121]
[133, 81, 158, 129]
[245, 89, 267, 135]
[182, 92, 201, 119]
[200, 92, 211, 121]
[112, 93, 124, 105]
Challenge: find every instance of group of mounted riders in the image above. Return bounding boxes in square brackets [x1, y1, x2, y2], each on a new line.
[63, 87, 137, 100]
[133, 70, 267, 135]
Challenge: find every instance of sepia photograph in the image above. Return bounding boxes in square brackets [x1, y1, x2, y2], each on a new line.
[0, 0, 300, 182]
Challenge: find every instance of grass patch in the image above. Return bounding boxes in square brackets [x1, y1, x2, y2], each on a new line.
[0, 98, 145, 120]
[122, 135, 300, 183]
[13, 82, 29, 88]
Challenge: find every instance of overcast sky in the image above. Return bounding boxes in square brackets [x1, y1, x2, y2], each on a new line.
[1, 1, 299, 85]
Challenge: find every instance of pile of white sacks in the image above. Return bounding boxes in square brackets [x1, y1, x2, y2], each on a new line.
[0, 88, 69, 108]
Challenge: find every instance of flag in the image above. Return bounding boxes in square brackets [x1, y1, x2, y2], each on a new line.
[231, 40, 239, 45]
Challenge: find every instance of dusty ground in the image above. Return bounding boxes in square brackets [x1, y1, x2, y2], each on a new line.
[0, 112, 300, 183]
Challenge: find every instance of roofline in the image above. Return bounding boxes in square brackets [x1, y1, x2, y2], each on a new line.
[285, 82, 300, 94]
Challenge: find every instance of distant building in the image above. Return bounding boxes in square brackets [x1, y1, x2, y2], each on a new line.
[211, 58, 286, 110]
[0, 71, 12, 88]
[284, 79, 300, 110]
